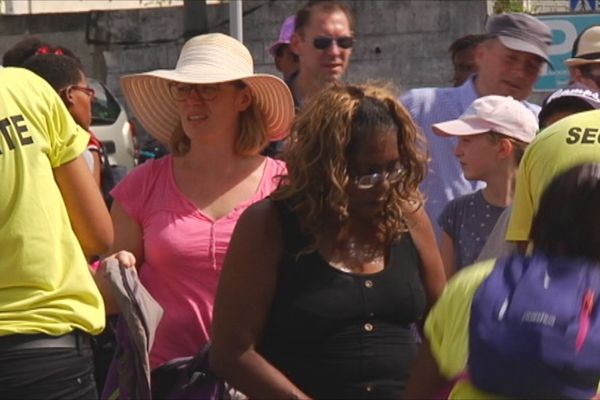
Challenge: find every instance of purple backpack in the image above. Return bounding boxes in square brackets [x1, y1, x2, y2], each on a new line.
[468, 253, 600, 399]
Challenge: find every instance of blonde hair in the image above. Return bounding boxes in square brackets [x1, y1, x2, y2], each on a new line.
[486, 132, 528, 166]
[169, 80, 268, 156]
[272, 83, 427, 254]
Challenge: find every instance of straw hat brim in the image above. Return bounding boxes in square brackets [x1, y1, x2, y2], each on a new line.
[564, 57, 600, 67]
[120, 69, 294, 145]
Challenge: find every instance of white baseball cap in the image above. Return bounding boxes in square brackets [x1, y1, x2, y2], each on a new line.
[432, 95, 538, 143]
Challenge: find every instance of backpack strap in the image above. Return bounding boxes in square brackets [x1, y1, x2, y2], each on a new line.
[575, 265, 600, 353]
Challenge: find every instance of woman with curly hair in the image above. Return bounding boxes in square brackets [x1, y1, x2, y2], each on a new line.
[210, 83, 445, 399]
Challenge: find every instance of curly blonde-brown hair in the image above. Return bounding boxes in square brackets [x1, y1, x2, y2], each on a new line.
[272, 83, 427, 253]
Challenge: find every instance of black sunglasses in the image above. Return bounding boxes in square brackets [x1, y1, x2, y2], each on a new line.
[312, 36, 355, 50]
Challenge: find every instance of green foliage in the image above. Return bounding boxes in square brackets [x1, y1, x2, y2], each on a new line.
[493, 0, 525, 13]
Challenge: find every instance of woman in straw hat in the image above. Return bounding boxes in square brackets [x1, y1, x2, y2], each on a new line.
[210, 83, 445, 399]
[97, 33, 294, 370]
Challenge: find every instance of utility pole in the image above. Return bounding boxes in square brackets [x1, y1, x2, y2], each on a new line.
[229, 0, 243, 42]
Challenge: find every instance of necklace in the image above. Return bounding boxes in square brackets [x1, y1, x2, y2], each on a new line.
[329, 237, 385, 273]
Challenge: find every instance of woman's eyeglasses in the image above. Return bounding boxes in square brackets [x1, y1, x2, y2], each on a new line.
[312, 36, 355, 50]
[169, 83, 220, 101]
[352, 166, 405, 190]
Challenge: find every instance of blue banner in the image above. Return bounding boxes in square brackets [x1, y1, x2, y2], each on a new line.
[570, 0, 597, 10]
[534, 14, 600, 92]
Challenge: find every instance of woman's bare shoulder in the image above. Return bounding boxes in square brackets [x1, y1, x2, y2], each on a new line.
[237, 198, 283, 240]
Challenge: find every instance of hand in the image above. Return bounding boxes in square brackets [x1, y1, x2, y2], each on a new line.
[102, 250, 137, 269]
[95, 250, 139, 315]
[400, 198, 424, 229]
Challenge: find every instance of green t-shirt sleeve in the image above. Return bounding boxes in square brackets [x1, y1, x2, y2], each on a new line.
[506, 147, 533, 242]
[45, 89, 89, 168]
[427, 256, 600, 399]
[424, 259, 496, 379]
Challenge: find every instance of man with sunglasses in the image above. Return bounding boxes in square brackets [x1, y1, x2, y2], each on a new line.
[288, 0, 355, 108]
[401, 13, 551, 239]
[262, 0, 354, 158]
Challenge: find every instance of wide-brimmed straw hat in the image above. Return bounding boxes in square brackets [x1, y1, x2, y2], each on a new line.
[121, 33, 294, 144]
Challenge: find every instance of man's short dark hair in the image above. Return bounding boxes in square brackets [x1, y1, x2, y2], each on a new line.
[294, 0, 355, 36]
[448, 34, 487, 58]
[538, 97, 595, 129]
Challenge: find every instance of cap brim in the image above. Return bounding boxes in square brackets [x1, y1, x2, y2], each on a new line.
[121, 70, 294, 145]
[268, 41, 289, 57]
[432, 119, 493, 137]
[498, 36, 551, 65]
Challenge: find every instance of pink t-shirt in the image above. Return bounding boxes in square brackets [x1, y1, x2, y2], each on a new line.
[111, 155, 286, 368]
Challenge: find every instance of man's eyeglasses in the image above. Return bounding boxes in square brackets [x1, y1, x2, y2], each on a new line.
[69, 85, 95, 98]
[352, 166, 405, 190]
[169, 83, 220, 102]
[313, 36, 355, 50]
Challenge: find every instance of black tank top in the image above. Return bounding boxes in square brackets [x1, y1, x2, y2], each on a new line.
[258, 201, 426, 399]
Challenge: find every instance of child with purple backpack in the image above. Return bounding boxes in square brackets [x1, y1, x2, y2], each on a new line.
[431, 95, 537, 277]
[405, 162, 600, 399]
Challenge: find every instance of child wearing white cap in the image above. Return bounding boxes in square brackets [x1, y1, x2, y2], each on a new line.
[432, 95, 538, 277]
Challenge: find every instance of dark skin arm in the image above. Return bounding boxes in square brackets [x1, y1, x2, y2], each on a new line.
[209, 200, 311, 399]
[94, 201, 145, 315]
[53, 154, 113, 258]
[404, 339, 449, 399]
[403, 203, 447, 305]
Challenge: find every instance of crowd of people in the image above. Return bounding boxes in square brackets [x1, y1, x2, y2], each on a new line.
[2, 0, 600, 399]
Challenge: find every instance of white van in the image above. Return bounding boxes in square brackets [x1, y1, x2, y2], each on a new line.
[89, 78, 137, 175]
